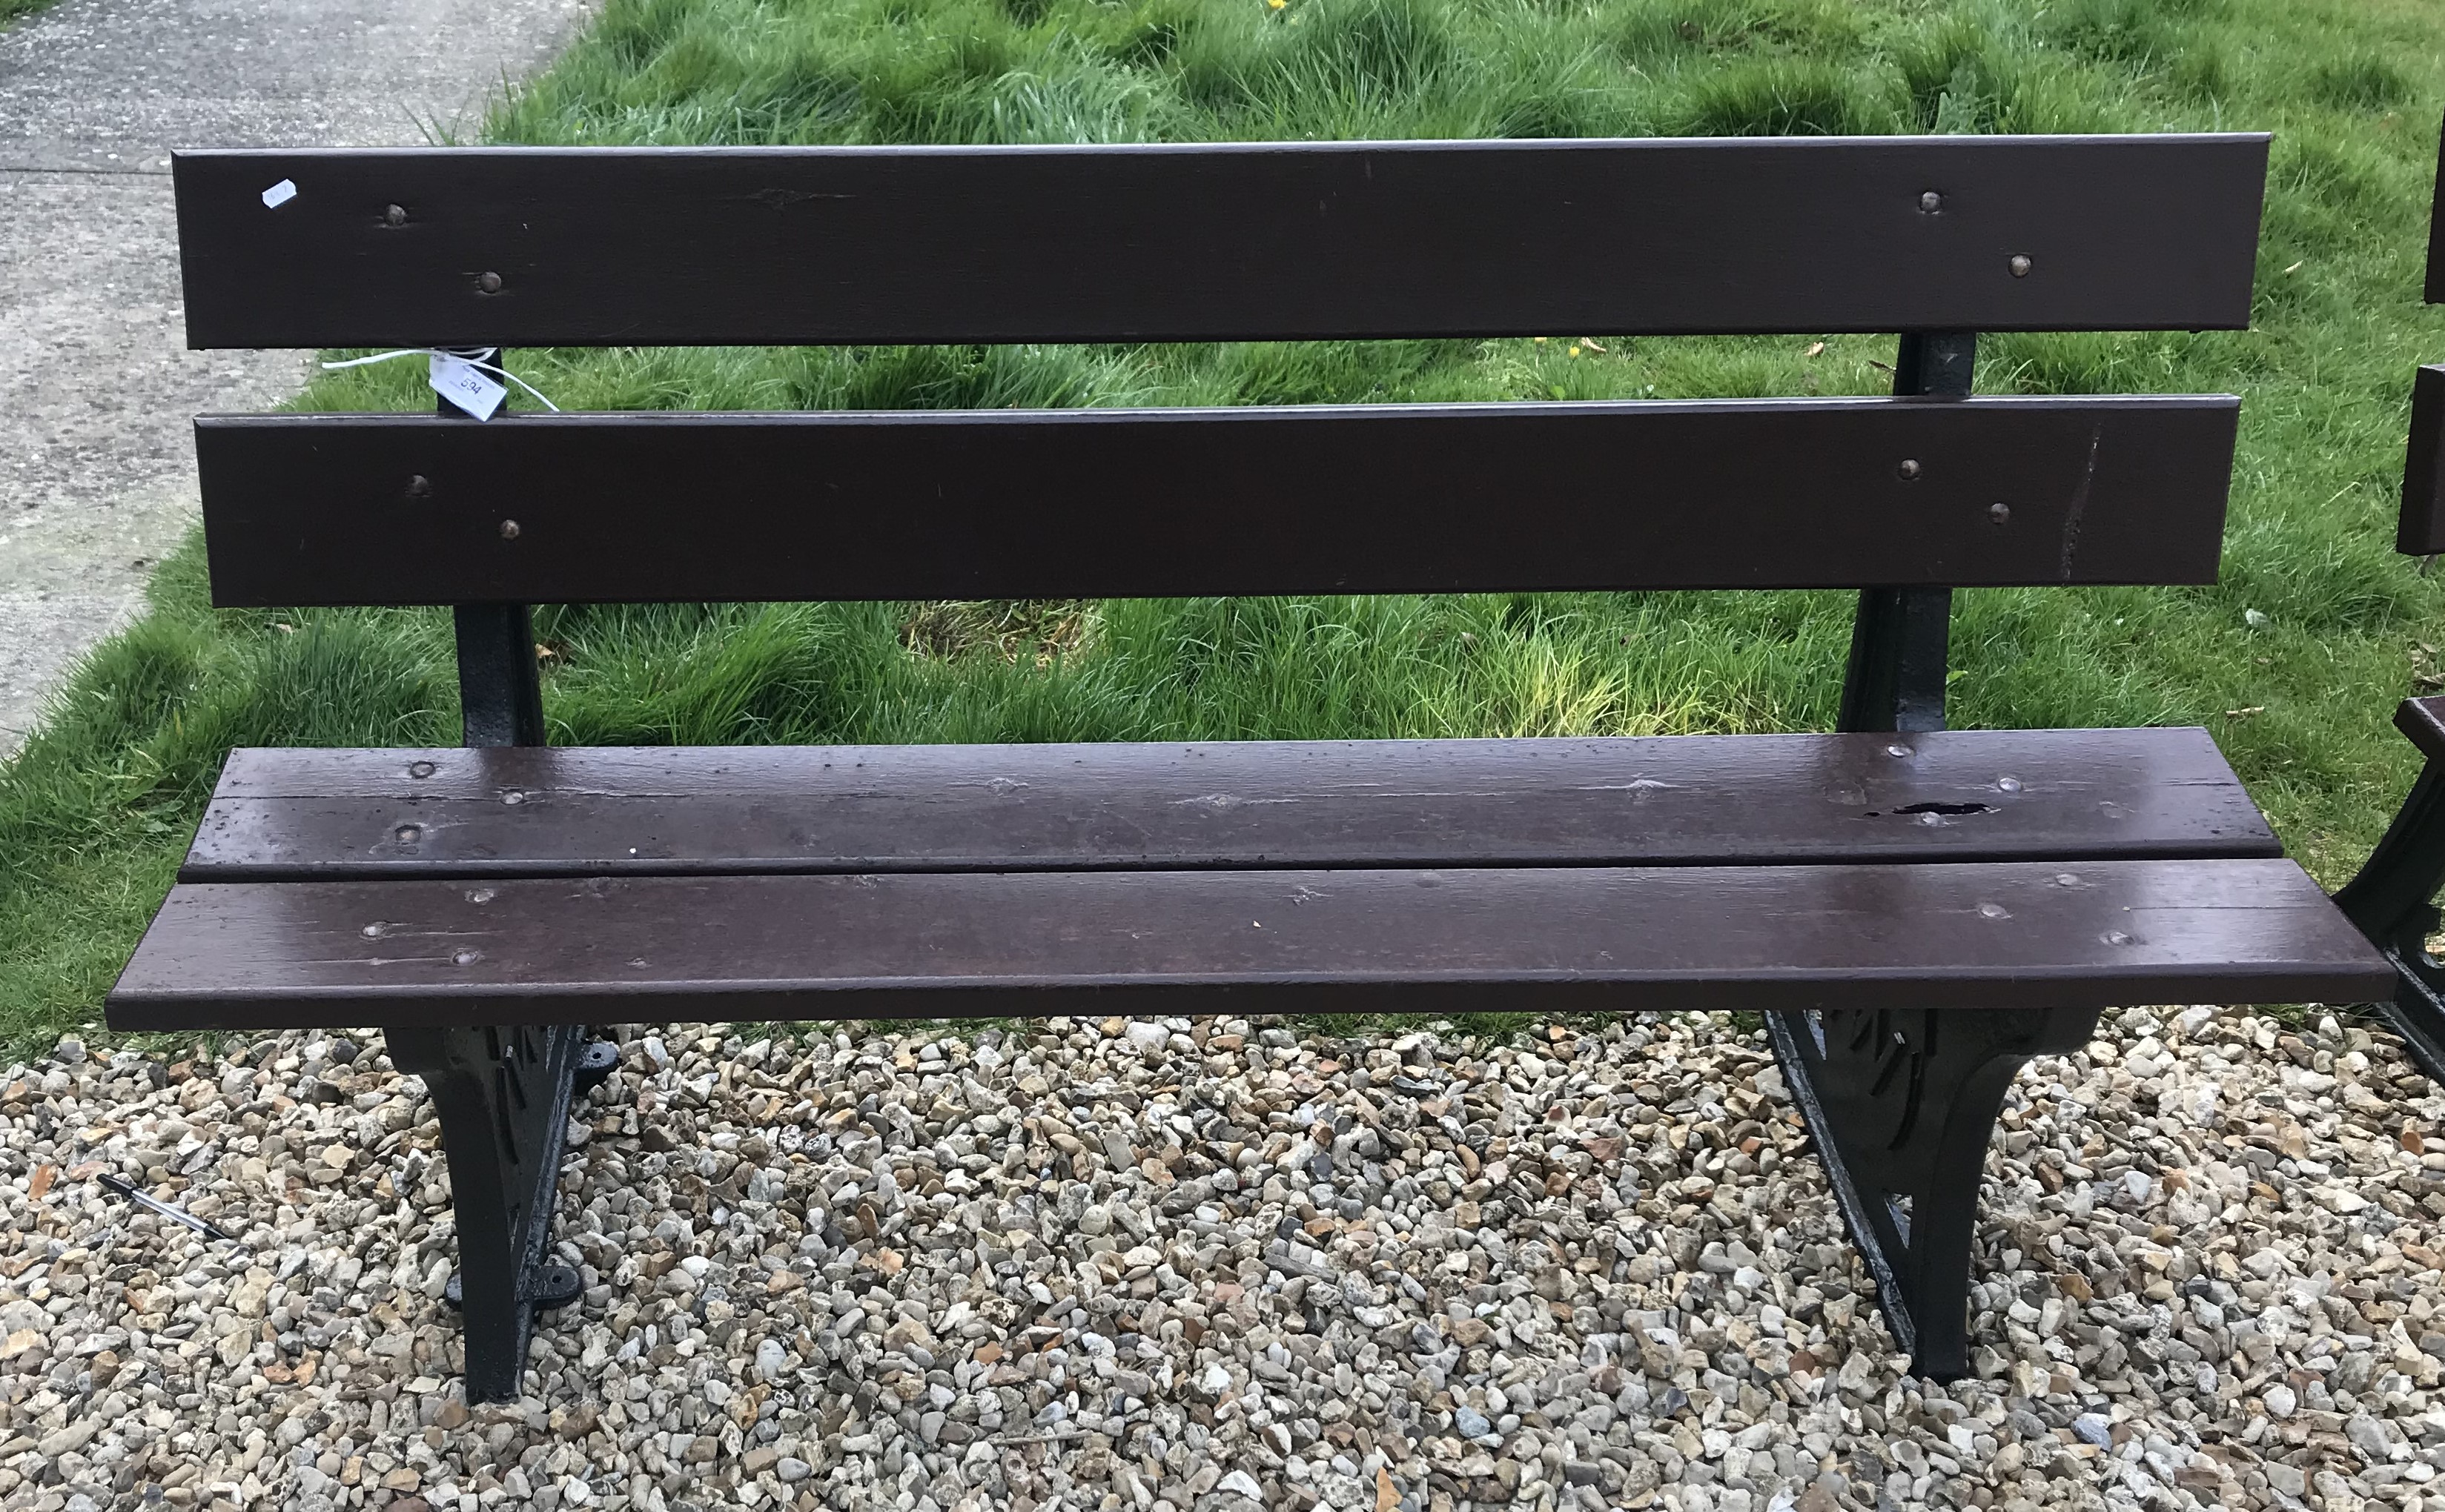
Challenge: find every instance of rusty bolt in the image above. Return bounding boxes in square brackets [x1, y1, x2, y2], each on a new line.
[2008, 254, 2032, 278]
[1897, 458, 1922, 480]
[1919, 190, 1942, 213]
[383, 203, 408, 227]
[499, 519, 520, 540]
[1989, 502, 2011, 524]
[477, 271, 503, 294]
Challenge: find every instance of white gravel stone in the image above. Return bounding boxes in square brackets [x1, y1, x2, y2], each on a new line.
[5, 1007, 2445, 1512]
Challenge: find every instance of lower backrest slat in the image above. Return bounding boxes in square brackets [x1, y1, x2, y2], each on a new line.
[197, 395, 2236, 606]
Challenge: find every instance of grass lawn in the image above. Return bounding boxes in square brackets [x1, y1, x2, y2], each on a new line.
[4, 0, 2444, 1052]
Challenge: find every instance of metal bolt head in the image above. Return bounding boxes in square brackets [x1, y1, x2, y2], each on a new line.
[394, 823, 421, 843]
[408, 759, 437, 778]
[1896, 458, 1922, 480]
[477, 271, 503, 294]
[1989, 501, 2011, 524]
[383, 203, 408, 227]
[1885, 743, 1910, 758]
[2008, 253, 2033, 278]
[1918, 190, 1942, 213]
[499, 519, 520, 540]
[405, 474, 431, 499]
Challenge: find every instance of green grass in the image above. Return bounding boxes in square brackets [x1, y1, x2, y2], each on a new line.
[6, 0, 2445, 1052]
[0, 0, 59, 25]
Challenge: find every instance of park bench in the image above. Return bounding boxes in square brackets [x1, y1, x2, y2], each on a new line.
[104, 134, 2424, 1405]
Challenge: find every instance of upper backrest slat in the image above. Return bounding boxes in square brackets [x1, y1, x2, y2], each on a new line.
[174, 135, 2269, 350]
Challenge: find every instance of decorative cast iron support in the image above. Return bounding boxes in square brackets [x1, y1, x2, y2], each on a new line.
[1839, 331, 1976, 735]
[2335, 697, 2445, 1082]
[388, 1027, 618, 1402]
[1764, 1003, 2098, 1380]
[394, 353, 616, 1402]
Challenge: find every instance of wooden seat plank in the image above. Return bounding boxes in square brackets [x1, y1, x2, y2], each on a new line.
[184, 728, 2280, 882]
[171, 136, 2268, 349]
[109, 858, 2388, 1030]
[193, 397, 2237, 606]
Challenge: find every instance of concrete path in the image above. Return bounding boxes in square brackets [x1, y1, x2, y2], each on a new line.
[0, 0, 592, 755]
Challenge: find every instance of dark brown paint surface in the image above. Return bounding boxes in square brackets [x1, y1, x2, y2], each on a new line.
[187, 728, 2277, 881]
[109, 858, 2386, 1029]
[173, 136, 2268, 349]
[193, 398, 2238, 606]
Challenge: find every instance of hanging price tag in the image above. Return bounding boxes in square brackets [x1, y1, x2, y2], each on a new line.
[429, 351, 508, 421]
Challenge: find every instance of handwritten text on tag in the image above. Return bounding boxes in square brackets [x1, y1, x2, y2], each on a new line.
[429, 351, 507, 421]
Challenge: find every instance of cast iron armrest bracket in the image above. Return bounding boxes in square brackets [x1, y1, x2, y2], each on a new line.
[2335, 696, 2445, 1081]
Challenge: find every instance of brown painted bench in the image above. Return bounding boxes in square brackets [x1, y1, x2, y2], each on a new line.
[107, 134, 2407, 1403]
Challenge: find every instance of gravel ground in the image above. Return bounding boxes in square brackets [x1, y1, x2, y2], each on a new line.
[4, 1007, 2444, 1512]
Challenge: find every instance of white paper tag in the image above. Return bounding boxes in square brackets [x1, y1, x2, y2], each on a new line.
[261, 178, 297, 209]
[429, 351, 507, 421]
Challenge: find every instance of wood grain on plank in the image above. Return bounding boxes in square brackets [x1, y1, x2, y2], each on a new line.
[110, 858, 2387, 1029]
[185, 728, 2278, 881]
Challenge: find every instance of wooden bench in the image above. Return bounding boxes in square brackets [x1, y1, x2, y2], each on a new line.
[108, 133, 2409, 1405]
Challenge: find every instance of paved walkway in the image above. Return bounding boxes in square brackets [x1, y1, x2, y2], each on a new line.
[0, 0, 592, 755]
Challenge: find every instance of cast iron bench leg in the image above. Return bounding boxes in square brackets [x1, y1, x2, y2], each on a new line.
[388, 1024, 619, 1402]
[2337, 743, 2445, 1082]
[1764, 1004, 2098, 1380]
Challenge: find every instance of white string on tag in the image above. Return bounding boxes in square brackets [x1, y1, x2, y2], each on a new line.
[318, 347, 562, 420]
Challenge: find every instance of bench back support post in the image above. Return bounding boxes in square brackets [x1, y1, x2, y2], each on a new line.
[444, 350, 548, 749]
[1837, 331, 1976, 734]
[454, 604, 548, 748]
